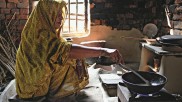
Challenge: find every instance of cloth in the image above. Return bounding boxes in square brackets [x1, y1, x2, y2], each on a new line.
[15, 0, 89, 100]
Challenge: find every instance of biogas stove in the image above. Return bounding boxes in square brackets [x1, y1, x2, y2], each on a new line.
[117, 83, 181, 102]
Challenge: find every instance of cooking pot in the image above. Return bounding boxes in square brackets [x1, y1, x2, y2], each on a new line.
[122, 71, 167, 94]
[156, 35, 182, 46]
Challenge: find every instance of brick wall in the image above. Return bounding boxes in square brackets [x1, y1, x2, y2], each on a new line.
[0, 0, 29, 35]
[91, 0, 169, 37]
[1, 0, 181, 39]
[166, 0, 182, 35]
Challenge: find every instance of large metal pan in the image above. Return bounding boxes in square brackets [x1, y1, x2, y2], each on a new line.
[122, 71, 167, 94]
[156, 35, 182, 46]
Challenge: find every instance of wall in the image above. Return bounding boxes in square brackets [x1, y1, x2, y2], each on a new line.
[73, 0, 168, 62]
[0, 0, 169, 37]
[166, 0, 182, 35]
[0, 0, 29, 35]
[0, 0, 172, 62]
[90, 0, 168, 37]
[73, 26, 143, 62]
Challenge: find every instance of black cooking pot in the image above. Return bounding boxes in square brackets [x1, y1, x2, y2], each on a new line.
[122, 71, 167, 94]
[156, 35, 182, 46]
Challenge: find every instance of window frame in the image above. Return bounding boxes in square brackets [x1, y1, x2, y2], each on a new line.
[60, 0, 90, 38]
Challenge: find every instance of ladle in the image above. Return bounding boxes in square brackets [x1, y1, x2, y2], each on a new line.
[118, 63, 152, 86]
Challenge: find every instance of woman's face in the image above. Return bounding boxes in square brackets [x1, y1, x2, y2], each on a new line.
[54, 10, 63, 29]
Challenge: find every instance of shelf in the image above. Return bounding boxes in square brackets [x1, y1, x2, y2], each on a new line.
[141, 43, 182, 55]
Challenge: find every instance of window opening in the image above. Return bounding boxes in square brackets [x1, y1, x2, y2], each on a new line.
[61, 0, 90, 38]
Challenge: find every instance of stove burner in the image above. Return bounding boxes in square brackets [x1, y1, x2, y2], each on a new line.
[135, 93, 154, 98]
[117, 83, 179, 102]
[130, 90, 161, 98]
[133, 91, 175, 101]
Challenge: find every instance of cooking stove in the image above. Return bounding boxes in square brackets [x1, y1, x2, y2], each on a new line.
[117, 83, 179, 102]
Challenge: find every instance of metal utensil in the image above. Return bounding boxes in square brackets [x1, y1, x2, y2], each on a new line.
[118, 63, 152, 86]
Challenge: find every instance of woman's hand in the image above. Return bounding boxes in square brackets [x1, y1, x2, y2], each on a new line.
[102, 48, 124, 64]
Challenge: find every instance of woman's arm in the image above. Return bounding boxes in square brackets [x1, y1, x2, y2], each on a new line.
[69, 44, 124, 64]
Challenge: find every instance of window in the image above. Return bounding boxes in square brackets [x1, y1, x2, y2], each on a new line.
[31, 0, 90, 38]
[61, 0, 90, 38]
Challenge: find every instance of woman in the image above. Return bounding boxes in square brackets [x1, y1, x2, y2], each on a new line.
[15, 0, 124, 101]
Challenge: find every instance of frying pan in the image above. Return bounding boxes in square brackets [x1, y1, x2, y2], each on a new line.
[121, 71, 167, 94]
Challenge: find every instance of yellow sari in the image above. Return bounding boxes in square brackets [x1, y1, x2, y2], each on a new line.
[15, 0, 88, 99]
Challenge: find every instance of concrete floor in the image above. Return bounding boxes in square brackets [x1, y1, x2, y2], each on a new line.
[75, 62, 140, 102]
[75, 64, 105, 102]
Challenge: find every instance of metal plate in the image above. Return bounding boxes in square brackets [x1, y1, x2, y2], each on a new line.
[143, 23, 158, 38]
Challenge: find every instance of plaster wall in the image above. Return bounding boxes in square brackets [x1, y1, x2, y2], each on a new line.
[73, 25, 144, 63]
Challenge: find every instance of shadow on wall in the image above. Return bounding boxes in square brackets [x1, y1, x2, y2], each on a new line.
[73, 25, 144, 63]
